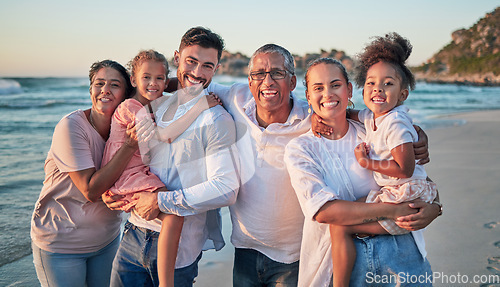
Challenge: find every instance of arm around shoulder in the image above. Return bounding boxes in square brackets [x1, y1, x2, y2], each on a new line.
[70, 140, 137, 202]
[58, 113, 138, 202]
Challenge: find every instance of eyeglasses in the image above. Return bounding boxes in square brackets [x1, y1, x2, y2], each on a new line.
[249, 70, 289, 81]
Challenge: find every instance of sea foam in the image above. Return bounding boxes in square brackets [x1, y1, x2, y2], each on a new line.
[0, 79, 22, 95]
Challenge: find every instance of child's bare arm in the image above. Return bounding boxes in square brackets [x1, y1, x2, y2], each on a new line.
[355, 142, 415, 178]
[156, 94, 221, 143]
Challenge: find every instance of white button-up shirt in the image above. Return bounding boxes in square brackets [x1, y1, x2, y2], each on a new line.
[129, 88, 240, 269]
[207, 83, 311, 264]
[284, 121, 376, 286]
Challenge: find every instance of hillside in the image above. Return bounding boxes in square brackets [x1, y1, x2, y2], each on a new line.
[214, 7, 500, 86]
[215, 49, 355, 78]
[414, 6, 500, 86]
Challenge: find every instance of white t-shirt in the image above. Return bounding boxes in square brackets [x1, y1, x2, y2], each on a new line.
[358, 105, 428, 186]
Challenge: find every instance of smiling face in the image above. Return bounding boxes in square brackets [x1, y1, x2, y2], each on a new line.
[363, 61, 408, 118]
[248, 52, 296, 116]
[306, 63, 352, 125]
[131, 60, 167, 105]
[174, 45, 219, 93]
[90, 67, 128, 117]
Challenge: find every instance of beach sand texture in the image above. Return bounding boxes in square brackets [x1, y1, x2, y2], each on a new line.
[0, 110, 498, 286]
[423, 110, 500, 286]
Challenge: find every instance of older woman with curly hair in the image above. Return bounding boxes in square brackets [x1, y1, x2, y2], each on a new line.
[31, 60, 137, 287]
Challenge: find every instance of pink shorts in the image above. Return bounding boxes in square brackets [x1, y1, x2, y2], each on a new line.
[366, 179, 438, 235]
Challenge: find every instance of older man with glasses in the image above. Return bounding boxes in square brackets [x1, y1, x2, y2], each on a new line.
[205, 44, 311, 286]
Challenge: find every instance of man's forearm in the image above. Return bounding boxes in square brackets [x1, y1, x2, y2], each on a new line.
[158, 177, 239, 216]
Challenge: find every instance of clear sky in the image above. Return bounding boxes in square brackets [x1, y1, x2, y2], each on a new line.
[0, 0, 498, 77]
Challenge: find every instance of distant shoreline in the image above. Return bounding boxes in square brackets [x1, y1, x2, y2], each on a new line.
[416, 79, 500, 87]
[414, 73, 500, 87]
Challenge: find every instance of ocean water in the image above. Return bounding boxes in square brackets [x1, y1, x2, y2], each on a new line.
[0, 76, 499, 285]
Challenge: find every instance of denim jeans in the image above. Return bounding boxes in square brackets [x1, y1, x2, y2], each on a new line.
[233, 248, 299, 287]
[110, 221, 201, 287]
[32, 235, 120, 287]
[350, 233, 433, 287]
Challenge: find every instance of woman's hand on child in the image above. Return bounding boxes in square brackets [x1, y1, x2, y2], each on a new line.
[136, 116, 157, 143]
[391, 201, 419, 219]
[311, 113, 333, 138]
[124, 122, 139, 149]
[102, 191, 127, 211]
[395, 200, 439, 231]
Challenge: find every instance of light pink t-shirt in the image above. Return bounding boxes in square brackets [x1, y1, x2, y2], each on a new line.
[31, 110, 122, 253]
[101, 99, 164, 198]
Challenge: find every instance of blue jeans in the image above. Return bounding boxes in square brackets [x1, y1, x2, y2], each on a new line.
[110, 221, 201, 287]
[350, 233, 433, 286]
[233, 248, 299, 287]
[32, 235, 120, 287]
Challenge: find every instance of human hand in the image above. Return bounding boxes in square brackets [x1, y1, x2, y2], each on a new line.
[354, 142, 370, 167]
[205, 93, 222, 109]
[389, 201, 419, 219]
[413, 125, 429, 165]
[102, 190, 127, 211]
[395, 200, 440, 231]
[131, 191, 160, 221]
[124, 121, 139, 149]
[311, 113, 332, 138]
[135, 105, 158, 143]
[136, 116, 157, 143]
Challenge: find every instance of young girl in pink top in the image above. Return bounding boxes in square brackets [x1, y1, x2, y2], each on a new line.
[101, 49, 219, 287]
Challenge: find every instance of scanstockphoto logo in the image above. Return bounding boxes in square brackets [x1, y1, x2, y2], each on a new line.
[365, 271, 500, 285]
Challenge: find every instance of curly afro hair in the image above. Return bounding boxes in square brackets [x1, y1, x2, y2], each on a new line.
[354, 32, 415, 91]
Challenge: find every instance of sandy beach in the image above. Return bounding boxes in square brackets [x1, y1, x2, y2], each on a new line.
[1, 109, 499, 286]
[422, 110, 500, 286]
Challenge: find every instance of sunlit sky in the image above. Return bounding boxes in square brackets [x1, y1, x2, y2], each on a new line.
[0, 0, 498, 77]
